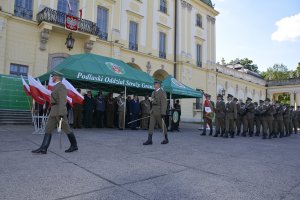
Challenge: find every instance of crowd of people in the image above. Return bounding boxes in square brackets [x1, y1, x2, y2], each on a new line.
[69, 89, 181, 131]
[201, 93, 299, 139]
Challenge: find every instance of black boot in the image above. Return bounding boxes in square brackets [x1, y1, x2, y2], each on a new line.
[268, 133, 272, 139]
[209, 129, 213, 136]
[223, 133, 228, 138]
[200, 130, 206, 136]
[32, 134, 52, 154]
[242, 132, 246, 137]
[230, 132, 234, 138]
[213, 132, 219, 137]
[161, 134, 169, 144]
[279, 132, 284, 138]
[143, 134, 153, 145]
[65, 133, 78, 153]
[273, 132, 278, 138]
[236, 131, 240, 136]
[262, 133, 267, 139]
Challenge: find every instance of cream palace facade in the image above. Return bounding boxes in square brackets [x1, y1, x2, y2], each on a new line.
[0, 0, 298, 122]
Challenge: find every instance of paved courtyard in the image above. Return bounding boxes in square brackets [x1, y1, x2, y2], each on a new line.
[1, 123, 300, 200]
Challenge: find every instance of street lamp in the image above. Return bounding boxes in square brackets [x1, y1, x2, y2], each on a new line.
[65, 33, 75, 50]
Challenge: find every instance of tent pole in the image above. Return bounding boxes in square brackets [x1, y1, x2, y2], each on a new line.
[123, 86, 127, 130]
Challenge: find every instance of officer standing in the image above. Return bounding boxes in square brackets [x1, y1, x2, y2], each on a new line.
[106, 93, 115, 128]
[214, 94, 226, 137]
[140, 95, 151, 130]
[243, 97, 255, 137]
[235, 99, 243, 136]
[262, 98, 274, 139]
[73, 88, 83, 129]
[255, 100, 264, 136]
[129, 95, 140, 130]
[95, 91, 106, 128]
[32, 71, 78, 154]
[117, 92, 126, 130]
[201, 94, 215, 136]
[274, 101, 284, 138]
[282, 104, 291, 137]
[225, 94, 237, 138]
[143, 80, 168, 145]
[83, 91, 95, 128]
[291, 106, 298, 134]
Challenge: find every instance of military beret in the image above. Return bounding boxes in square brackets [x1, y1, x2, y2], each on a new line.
[290, 106, 294, 108]
[205, 93, 211, 97]
[51, 70, 64, 77]
[246, 97, 252, 101]
[265, 98, 270, 102]
[259, 100, 264, 103]
[154, 80, 162, 84]
[217, 94, 223, 98]
[275, 101, 280, 104]
[254, 102, 258, 105]
[233, 98, 238, 101]
[227, 94, 233, 98]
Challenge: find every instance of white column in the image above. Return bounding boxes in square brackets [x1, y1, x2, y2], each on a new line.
[296, 93, 300, 107]
[290, 92, 295, 106]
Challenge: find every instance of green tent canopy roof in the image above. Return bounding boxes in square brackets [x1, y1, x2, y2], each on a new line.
[162, 75, 203, 98]
[38, 53, 154, 95]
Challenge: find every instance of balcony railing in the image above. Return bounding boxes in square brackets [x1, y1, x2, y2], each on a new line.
[159, 51, 166, 59]
[14, 6, 33, 20]
[97, 29, 108, 41]
[129, 42, 138, 51]
[37, 7, 97, 36]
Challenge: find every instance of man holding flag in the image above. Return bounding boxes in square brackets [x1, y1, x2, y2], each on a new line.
[32, 71, 78, 154]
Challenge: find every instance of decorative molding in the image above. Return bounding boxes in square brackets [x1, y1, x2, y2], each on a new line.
[39, 29, 51, 51]
[126, 10, 144, 20]
[146, 61, 151, 74]
[84, 41, 94, 53]
[156, 22, 172, 30]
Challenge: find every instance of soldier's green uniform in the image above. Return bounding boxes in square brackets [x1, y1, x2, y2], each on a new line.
[273, 102, 284, 138]
[140, 96, 151, 130]
[236, 100, 244, 136]
[117, 93, 126, 130]
[289, 106, 295, 135]
[143, 80, 168, 145]
[255, 100, 264, 136]
[32, 71, 78, 154]
[243, 97, 255, 137]
[214, 94, 226, 137]
[282, 105, 291, 137]
[225, 94, 237, 138]
[297, 106, 300, 134]
[262, 98, 274, 139]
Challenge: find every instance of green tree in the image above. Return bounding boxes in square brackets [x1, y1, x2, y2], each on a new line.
[229, 58, 259, 73]
[261, 64, 290, 80]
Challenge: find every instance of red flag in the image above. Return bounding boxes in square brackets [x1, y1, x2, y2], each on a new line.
[28, 75, 51, 103]
[21, 75, 31, 96]
[62, 78, 84, 104]
[28, 76, 46, 105]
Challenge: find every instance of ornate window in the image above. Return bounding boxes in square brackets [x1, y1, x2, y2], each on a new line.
[159, 32, 166, 59]
[129, 21, 138, 51]
[196, 44, 202, 67]
[160, 0, 167, 14]
[97, 6, 109, 40]
[48, 53, 69, 71]
[10, 63, 28, 76]
[196, 14, 202, 28]
[14, 0, 33, 20]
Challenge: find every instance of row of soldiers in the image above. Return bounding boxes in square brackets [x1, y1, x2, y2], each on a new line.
[201, 93, 299, 139]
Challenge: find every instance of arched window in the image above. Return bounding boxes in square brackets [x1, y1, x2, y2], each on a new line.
[160, 0, 167, 13]
[196, 14, 202, 28]
[57, 0, 79, 16]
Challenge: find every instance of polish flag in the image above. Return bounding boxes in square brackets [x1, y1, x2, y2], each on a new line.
[21, 75, 31, 96]
[62, 78, 84, 104]
[28, 75, 51, 103]
[28, 75, 46, 105]
[48, 75, 76, 106]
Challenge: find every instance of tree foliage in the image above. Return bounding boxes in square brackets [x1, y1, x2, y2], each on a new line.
[229, 58, 259, 73]
[261, 63, 300, 81]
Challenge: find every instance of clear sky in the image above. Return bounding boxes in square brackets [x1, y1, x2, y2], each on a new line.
[214, 0, 300, 72]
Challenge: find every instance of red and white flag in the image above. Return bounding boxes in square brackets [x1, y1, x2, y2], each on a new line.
[28, 75, 51, 103]
[28, 75, 46, 105]
[62, 78, 84, 104]
[21, 75, 31, 96]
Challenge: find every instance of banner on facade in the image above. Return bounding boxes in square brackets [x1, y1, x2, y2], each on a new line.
[65, 14, 79, 31]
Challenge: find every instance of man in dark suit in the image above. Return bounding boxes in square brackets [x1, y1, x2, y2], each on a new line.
[129, 95, 140, 130]
[84, 91, 95, 128]
[32, 71, 78, 154]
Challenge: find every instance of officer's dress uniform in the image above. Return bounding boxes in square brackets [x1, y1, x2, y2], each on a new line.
[243, 100, 255, 137]
[225, 96, 237, 138]
[140, 99, 151, 129]
[283, 105, 291, 137]
[262, 102, 274, 139]
[273, 105, 284, 138]
[214, 98, 226, 137]
[32, 79, 78, 154]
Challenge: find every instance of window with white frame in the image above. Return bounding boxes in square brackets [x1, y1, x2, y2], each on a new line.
[196, 44, 202, 67]
[129, 21, 138, 51]
[97, 6, 109, 40]
[159, 32, 166, 59]
[14, 0, 33, 20]
[10, 63, 28, 76]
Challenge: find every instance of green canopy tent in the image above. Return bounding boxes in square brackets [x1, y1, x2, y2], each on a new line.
[38, 53, 154, 95]
[162, 75, 203, 99]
